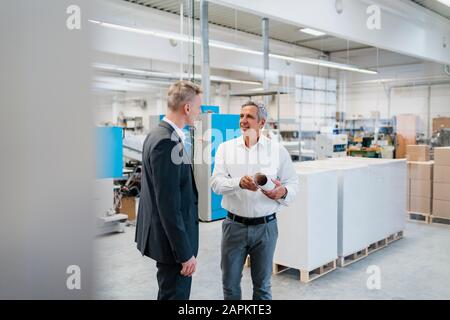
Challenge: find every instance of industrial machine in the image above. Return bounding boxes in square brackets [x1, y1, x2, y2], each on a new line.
[194, 110, 240, 222]
[95, 126, 128, 235]
[431, 128, 450, 148]
[315, 134, 348, 159]
[122, 133, 146, 162]
[124, 114, 195, 163]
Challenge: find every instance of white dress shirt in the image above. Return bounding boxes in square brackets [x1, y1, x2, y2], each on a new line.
[162, 117, 186, 144]
[211, 134, 299, 218]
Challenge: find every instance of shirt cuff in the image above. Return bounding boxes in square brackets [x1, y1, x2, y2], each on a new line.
[232, 177, 242, 190]
[278, 185, 292, 206]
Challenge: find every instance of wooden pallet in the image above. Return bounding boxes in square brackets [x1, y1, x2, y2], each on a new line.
[340, 238, 395, 268]
[368, 238, 388, 255]
[337, 248, 369, 267]
[387, 231, 404, 244]
[273, 260, 337, 283]
[407, 211, 431, 224]
[430, 216, 450, 226]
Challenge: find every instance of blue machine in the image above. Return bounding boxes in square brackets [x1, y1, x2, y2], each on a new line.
[194, 111, 240, 221]
[96, 126, 123, 179]
[201, 105, 220, 114]
[95, 126, 128, 234]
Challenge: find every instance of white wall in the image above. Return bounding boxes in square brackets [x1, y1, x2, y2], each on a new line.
[345, 83, 450, 137]
[93, 90, 168, 132]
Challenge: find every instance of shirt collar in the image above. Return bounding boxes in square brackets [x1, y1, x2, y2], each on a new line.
[162, 117, 186, 143]
[238, 133, 268, 149]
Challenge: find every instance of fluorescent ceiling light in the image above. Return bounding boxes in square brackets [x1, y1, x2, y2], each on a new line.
[93, 63, 261, 85]
[89, 20, 197, 44]
[269, 53, 378, 75]
[89, 20, 377, 75]
[210, 76, 260, 85]
[93, 63, 173, 77]
[299, 28, 326, 37]
[209, 41, 263, 56]
[437, 0, 450, 7]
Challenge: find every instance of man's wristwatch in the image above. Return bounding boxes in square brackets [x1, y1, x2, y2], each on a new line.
[281, 187, 288, 200]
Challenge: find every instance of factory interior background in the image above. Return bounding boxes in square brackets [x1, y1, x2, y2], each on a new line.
[1, 0, 450, 300]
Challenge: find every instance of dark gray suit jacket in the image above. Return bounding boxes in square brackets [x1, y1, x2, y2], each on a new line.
[135, 121, 199, 264]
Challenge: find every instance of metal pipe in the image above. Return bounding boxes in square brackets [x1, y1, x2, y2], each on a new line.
[389, 79, 450, 89]
[191, 0, 195, 82]
[427, 86, 431, 139]
[226, 83, 231, 114]
[180, 2, 184, 81]
[277, 91, 280, 134]
[262, 17, 269, 107]
[298, 90, 303, 161]
[387, 87, 391, 119]
[200, 0, 210, 105]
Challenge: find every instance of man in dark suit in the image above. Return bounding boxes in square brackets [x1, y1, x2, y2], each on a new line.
[136, 80, 202, 300]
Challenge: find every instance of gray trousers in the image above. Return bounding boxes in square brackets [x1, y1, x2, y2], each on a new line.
[221, 216, 278, 300]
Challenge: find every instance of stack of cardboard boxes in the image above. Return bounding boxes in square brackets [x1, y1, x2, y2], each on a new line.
[433, 117, 450, 133]
[407, 145, 433, 216]
[116, 196, 137, 221]
[396, 115, 417, 159]
[433, 147, 450, 220]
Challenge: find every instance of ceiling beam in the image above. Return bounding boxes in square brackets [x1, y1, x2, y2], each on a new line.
[209, 0, 450, 65]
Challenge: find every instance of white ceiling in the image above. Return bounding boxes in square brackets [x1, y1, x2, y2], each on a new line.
[123, 0, 372, 53]
[410, 0, 450, 19]
[124, 0, 450, 54]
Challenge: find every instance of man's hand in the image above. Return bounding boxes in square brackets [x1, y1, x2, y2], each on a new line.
[262, 179, 287, 200]
[181, 256, 197, 277]
[239, 175, 258, 192]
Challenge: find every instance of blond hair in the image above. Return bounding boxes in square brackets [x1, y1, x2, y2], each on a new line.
[167, 80, 202, 112]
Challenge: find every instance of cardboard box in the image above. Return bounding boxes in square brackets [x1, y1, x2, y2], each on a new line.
[406, 145, 430, 162]
[433, 183, 450, 201]
[119, 196, 136, 221]
[433, 117, 450, 133]
[432, 199, 450, 219]
[434, 147, 450, 166]
[396, 135, 416, 159]
[433, 165, 450, 183]
[410, 179, 432, 198]
[409, 196, 432, 214]
[408, 161, 433, 180]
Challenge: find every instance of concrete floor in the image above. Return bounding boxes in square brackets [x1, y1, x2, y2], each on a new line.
[94, 220, 450, 300]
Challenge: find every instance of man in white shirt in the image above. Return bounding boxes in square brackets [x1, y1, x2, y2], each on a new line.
[211, 101, 299, 300]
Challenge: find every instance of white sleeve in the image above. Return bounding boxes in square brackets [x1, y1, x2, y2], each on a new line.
[277, 145, 299, 206]
[211, 144, 241, 195]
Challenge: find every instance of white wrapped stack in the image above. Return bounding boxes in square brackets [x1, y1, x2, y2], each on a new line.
[330, 157, 407, 243]
[298, 160, 372, 257]
[274, 157, 406, 272]
[274, 165, 338, 272]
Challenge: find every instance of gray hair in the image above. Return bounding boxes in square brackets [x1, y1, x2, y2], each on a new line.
[241, 100, 267, 121]
[167, 80, 202, 111]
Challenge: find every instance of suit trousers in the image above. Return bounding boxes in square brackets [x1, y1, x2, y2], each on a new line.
[156, 262, 192, 300]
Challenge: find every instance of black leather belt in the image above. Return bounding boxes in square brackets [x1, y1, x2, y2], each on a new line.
[227, 212, 276, 226]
